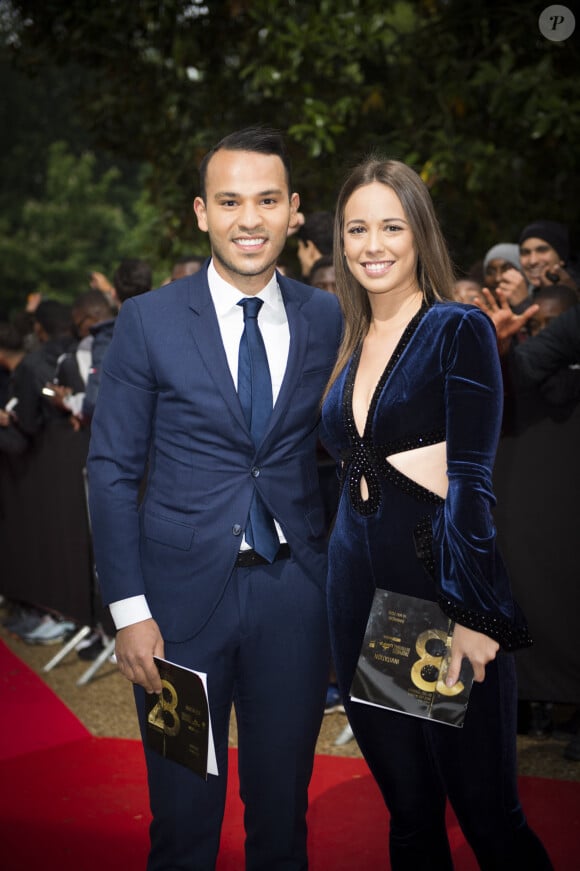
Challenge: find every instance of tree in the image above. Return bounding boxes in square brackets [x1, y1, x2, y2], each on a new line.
[3, 0, 580, 271]
[0, 142, 169, 312]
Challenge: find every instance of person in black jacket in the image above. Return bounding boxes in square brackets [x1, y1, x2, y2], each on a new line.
[512, 301, 580, 404]
[478, 289, 580, 761]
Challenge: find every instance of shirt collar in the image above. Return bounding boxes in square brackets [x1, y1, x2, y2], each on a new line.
[207, 259, 282, 318]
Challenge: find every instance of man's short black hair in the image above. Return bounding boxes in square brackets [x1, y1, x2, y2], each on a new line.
[532, 284, 578, 307]
[113, 258, 152, 303]
[34, 300, 72, 338]
[0, 321, 24, 353]
[296, 211, 334, 256]
[198, 126, 293, 201]
[72, 289, 115, 320]
[173, 254, 205, 267]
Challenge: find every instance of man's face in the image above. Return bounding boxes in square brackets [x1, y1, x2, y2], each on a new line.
[527, 298, 567, 336]
[519, 237, 561, 287]
[194, 149, 299, 294]
[171, 261, 203, 281]
[453, 279, 483, 305]
[310, 264, 337, 294]
[72, 310, 95, 339]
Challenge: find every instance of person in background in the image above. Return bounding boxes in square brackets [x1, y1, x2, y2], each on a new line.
[89, 270, 117, 309]
[12, 301, 75, 437]
[45, 289, 116, 421]
[474, 281, 580, 763]
[161, 254, 207, 285]
[526, 284, 578, 337]
[320, 155, 552, 869]
[0, 301, 87, 645]
[483, 242, 530, 311]
[0, 322, 28, 456]
[295, 210, 334, 279]
[309, 254, 337, 295]
[518, 220, 578, 292]
[170, 253, 206, 281]
[82, 258, 151, 425]
[452, 276, 484, 305]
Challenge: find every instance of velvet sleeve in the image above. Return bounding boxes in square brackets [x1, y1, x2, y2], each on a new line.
[433, 308, 532, 650]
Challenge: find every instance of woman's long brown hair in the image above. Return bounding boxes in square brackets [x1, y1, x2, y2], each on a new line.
[323, 157, 456, 402]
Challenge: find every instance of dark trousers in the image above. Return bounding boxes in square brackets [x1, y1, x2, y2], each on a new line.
[135, 557, 330, 871]
[340, 653, 553, 870]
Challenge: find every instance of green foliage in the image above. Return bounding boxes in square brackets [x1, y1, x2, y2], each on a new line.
[0, 142, 168, 312]
[2, 0, 580, 276]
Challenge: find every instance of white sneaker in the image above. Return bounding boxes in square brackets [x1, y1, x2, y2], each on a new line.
[23, 615, 76, 645]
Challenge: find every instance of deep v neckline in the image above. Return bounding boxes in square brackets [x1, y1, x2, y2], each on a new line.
[346, 303, 429, 441]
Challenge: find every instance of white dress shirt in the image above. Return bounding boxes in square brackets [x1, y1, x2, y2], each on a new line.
[110, 261, 290, 630]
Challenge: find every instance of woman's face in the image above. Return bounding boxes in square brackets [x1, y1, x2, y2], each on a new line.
[342, 182, 419, 298]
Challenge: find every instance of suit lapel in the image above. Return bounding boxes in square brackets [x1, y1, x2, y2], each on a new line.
[186, 269, 311, 448]
[263, 276, 310, 445]
[186, 270, 249, 433]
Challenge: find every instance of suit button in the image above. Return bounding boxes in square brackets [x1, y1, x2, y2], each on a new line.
[251, 466, 260, 477]
[232, 524, 242, 536]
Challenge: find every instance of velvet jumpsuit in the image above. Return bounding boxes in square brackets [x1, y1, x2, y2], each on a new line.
[320, 302, 553, 870]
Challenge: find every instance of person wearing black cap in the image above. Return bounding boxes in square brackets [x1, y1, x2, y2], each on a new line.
[518, 220, 578, 291]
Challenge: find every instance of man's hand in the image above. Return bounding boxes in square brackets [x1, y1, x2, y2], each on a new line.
[89, 270, 115, 295]
[445, 623, 499, 686]
[114, 618, 165, 694]
[473, 288, 539, 355]
[537, 262, 577, 291]
[495, 267, 529, 306]
[26, 291, 42, 312]
[44, 383, 72, 412]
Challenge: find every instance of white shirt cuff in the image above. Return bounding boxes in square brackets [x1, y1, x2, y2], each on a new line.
[109, 595, 153, 630]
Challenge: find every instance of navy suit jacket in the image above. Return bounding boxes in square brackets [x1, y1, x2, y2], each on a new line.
[87, 266, 343, 642]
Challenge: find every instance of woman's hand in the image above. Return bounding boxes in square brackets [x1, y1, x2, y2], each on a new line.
[445, 623, 499, 686]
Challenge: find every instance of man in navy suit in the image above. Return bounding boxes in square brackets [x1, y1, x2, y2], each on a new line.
[87, 127, 343, 870]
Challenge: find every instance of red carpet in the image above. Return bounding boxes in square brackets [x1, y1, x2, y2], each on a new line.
[0, 637, 89, 760]
[2, 640, 579, 870]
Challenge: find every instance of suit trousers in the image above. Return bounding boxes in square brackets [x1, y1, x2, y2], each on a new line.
[134, 556, 330, 871]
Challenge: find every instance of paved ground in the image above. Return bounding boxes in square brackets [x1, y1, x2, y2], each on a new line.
[2, 612, 579, 780]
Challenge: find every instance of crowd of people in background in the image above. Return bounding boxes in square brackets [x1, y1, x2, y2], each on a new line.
[1, 209, 579, 762]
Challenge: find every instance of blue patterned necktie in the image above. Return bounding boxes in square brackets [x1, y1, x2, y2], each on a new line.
[237, 297, 279, 562]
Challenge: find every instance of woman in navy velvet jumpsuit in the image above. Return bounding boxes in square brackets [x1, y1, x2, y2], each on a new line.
[320, 157, 552, 870]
